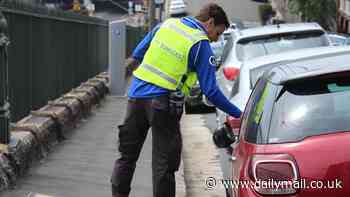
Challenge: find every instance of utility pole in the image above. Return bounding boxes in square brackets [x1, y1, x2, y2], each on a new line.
[148, 0, 156, 31]
[164, 0, 171, 18]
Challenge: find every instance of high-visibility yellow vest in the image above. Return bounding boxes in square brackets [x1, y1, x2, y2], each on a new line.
[133, 18, 209, 95]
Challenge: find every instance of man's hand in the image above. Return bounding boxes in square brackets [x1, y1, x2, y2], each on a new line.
[125, 57, 140, 79]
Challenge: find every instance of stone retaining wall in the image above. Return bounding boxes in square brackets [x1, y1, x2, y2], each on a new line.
[0, 72, 110, 191]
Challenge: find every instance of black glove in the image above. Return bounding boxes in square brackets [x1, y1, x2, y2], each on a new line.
[212, 123, 237, 148]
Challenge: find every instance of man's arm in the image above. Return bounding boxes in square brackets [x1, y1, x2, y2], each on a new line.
[190, 40, 241, 118]
[125, 24, 161, 79]
[125, 57, 140, 79]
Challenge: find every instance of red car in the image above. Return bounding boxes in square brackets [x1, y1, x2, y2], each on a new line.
[218, 49, 350, 197]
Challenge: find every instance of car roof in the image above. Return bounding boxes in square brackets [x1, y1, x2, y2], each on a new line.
[264, 46, 350, 85]
[244, 46, 341, 70]
[235, 22, 324, 40]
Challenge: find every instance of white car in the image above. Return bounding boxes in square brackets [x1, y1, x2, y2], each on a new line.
[169, 0, 187, 16]
[327, 32, 350, 46]
[217, 23, 330, 97]
[210, 25, 240, 64]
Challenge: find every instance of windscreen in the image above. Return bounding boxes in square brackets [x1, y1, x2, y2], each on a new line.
[236, 30, 329, 61]
[268, 74, 350, 143]
[329, 35, 346, 46]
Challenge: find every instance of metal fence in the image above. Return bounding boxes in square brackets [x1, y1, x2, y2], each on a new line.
[0, 10, 10, 143]
[0, 0, 109, 121]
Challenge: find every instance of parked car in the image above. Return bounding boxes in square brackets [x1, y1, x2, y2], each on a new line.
[216, 23, 331, 130]
[169, 0, 187, 17]
[214, 46, 350, 197]
[185, 20, 245, 114]
[210, 35, 227, 64]
[218, 46, 350, 197]
[230, 18, 245, 30]
[327, 32, 350, 46]
[217, 23, 330, 97]
[211, 20, 244, 64]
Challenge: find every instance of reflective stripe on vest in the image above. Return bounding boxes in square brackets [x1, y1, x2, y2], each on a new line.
[141, 63, 177, 85]
[162, 22, 207, 43]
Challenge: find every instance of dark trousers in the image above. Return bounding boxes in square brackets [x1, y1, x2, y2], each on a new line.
[111, 95, 183, 197]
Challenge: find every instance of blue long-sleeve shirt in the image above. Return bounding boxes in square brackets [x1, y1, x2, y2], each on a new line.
[128, 17, 241, 118]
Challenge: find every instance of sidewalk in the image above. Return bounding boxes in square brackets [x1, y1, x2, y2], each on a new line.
[181, 114, 226, 197]
[0, 95, 220, 197]
[1, 96, 127, 197]
[0, 96, 185, 197]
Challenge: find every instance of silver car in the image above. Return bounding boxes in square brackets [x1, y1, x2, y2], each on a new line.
[328, 32, 350, 46]
[185, 22, 244, 114]
[210, 21, 244, 63]
[217, 22, 330, 97]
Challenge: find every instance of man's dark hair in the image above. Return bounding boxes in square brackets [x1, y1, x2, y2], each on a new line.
[195, 3, 230, 28]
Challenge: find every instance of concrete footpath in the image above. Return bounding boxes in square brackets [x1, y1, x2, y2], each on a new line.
[0, 96, 186, 197]
[181, 114, 225, 197]
[0, 95, 223, 197]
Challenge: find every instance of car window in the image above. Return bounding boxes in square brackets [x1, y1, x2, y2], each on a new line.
[329, 35, 346, 45]
[243, 79, 276, 144]
[210, 37, 225, 60]
[269, 74, 350, 143]
[239, 79, 263, 140]
[346, 38, 350, 45]
[223, 32, 233, 41]
[240, 78, 274, 143]
[221, 35, 233, 63]
[236, 42, 266, 61]
[236, 31, 329, 61]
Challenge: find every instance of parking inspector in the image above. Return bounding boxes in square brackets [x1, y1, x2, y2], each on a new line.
[111, 3, 241, 197]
